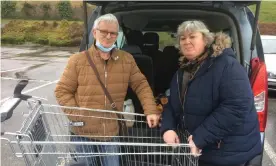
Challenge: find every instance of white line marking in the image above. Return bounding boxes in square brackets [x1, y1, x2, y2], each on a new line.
[1, 77, 53, 83]
[265, 140, 276, 165]
[0, 66, 32, 73]
[22, 80, 59, 94]
[0, 97, 10, 104]
[0, 80, 59, 103]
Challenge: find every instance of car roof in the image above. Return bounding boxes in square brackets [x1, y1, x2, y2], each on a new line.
[261, 35, 276, 40]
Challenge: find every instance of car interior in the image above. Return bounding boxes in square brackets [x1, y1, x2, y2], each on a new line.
[96, 9, 241, 115]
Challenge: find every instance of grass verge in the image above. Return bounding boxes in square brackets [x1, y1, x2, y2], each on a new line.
[1, 19, 84, 46]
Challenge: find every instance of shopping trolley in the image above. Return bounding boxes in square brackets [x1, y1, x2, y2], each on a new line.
[1, 80, 200, 166]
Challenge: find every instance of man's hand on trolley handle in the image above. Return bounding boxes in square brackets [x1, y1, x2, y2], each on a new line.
[146, 114, 161, 128]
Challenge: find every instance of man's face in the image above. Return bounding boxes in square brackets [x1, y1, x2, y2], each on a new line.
[93, 21, 119, 48]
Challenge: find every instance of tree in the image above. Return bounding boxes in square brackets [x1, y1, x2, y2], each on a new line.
[1, 1, 17, 18]
[57, 1, 73, 20]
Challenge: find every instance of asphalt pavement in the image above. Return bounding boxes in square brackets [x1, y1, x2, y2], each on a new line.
[1, 45, 276, 166]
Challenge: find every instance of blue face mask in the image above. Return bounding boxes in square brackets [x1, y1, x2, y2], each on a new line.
[95, 40, 116, 53]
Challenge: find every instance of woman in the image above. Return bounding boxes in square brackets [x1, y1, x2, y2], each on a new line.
[161, 20, 262, 166]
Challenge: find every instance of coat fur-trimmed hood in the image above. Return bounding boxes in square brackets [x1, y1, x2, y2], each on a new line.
[211, 32, 232, 57]
[179, 32, 232, 66]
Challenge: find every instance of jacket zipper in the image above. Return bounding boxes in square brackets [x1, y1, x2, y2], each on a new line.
[176, 71, 184, 109]
[104, 63, 107, 109]
[178, 67, 200, 130]
[103, 123, 106, 136]
[176, 71, 185, 130]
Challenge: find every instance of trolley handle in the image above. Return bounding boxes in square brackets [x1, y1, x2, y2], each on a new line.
[1, 80, 32, 122]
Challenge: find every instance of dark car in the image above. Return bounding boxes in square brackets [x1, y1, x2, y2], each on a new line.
[79, 1, 268, 165]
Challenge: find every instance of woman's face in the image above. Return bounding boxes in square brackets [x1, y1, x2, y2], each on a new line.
[179, 31, 207, 61]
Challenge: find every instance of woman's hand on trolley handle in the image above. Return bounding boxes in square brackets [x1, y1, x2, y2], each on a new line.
[188, 135, 202, 157]
[163, 130, 180, 145]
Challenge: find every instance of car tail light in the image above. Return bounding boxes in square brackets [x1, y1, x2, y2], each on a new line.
[250, 57, 268, 132]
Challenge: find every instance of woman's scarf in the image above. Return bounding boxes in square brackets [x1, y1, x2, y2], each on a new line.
[179, 47, 210, 74]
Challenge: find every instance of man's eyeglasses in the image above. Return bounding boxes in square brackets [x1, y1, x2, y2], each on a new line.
[97, 29, 118, 38]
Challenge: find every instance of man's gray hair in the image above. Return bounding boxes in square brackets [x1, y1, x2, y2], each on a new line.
[175, 20, 214, 49]
[93, 13, 119, 30]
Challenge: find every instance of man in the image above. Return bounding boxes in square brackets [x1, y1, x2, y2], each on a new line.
[55, 13, 160, 166]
